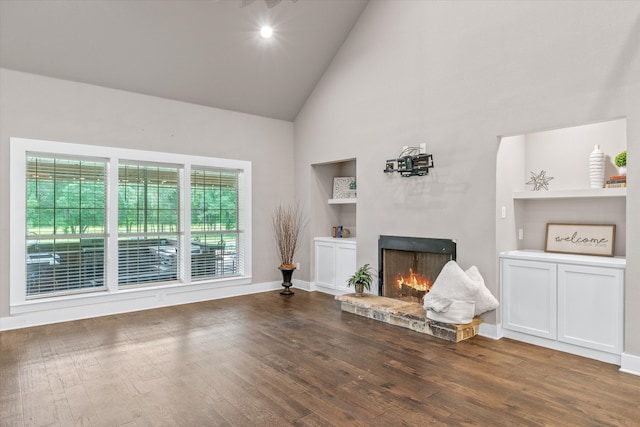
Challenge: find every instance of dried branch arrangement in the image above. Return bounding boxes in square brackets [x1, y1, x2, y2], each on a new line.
[272, 202, 304, 268]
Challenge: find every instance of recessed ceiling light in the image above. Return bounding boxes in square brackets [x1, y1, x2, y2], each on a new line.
[260, 25, 273, 39]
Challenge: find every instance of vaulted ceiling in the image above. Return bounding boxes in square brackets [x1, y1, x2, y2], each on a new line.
[0, 0, 369, 121]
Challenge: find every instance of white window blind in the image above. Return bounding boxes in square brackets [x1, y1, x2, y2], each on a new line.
[190, 168, 240, 280]
[118, 163, 181, 286]
[25, 155, 107, 296]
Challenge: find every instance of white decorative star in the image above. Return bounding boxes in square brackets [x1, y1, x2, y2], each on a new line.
[526, 170, 554, 191]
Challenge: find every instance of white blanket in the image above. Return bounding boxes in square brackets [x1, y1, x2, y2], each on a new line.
[423, 260, 499, 323]
[423, 260, 478, 311]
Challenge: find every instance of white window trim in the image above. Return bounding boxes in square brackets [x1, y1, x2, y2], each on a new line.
[10, 137, 252, 314]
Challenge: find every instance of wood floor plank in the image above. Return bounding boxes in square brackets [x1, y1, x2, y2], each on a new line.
[0, 392, 24, 426]
[2, 290, 640, 426]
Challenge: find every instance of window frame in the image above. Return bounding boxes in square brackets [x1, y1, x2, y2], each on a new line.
[10, 137, 252, 312]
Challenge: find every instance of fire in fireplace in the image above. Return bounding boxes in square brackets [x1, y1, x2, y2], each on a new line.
[395, 268, 432, 296]
[378, 235, 456, 303]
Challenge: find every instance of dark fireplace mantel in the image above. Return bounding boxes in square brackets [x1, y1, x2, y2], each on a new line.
[378, 235, 457, 298]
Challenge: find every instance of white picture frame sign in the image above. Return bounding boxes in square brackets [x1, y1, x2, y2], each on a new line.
[545, 223, 616, 257]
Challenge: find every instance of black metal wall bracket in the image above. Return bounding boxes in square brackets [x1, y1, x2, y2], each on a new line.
[384, 153, 434, 177]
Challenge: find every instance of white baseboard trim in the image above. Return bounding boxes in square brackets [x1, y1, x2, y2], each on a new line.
[478, 322, 501, 339]
[292, 279, 314, 292]
[502, 329, 621, 366]
[313, 284, 351, 296]
[297, 281, 353, 296]
[620, 352, 640, 376]
[0, 280, 281, 331]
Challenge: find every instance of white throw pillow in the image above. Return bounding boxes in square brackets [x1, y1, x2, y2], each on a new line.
[465, 265, 499, 316]
[427, 300, 476, 324]
[423, 260, 479, 312]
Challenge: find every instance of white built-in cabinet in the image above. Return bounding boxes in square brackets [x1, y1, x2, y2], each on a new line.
[311, 160, 357, 295]
[501, 250, 625, 363]
[314, 237, 356, 294]
[497, 120, 628, 365]
[502, 257, 558, 340]
[557, 262, 624, 353]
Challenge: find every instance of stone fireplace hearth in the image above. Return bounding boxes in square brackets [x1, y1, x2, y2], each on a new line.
[335, 294, 482, 342]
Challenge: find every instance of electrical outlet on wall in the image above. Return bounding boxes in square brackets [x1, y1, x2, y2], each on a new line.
[296, 262, 300, 270]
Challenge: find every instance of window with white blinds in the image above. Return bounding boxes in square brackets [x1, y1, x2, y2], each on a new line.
[13, 138, 251, 303]
[190, 168, 240, 280]
[26, 155, 107, 296]
[118, 163, 181, 286]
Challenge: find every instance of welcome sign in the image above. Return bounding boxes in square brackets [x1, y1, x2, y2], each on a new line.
[545, 223, 616, 257]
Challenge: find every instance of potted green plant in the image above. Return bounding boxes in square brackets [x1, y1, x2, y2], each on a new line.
[615, 150, 627, 175]
[347, 263, 375, 297]
[272, 202, 304, 295]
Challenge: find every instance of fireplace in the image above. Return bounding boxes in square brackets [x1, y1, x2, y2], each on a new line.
[378, 235, 456, 303]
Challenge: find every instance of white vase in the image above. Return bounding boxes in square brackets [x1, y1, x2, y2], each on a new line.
[589, 145, 604, 189]
[617, 166, 627, 176]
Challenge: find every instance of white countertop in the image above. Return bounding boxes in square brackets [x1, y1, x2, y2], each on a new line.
[500, 250, 626, 268]
[314, 237, 357, 244]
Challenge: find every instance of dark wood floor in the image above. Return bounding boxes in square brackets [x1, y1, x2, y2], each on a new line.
[1, 290, 640, 426]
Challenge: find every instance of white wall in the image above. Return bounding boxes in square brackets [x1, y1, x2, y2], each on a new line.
[294, 0, 640, 364]
[0, 68, 295, 323]
[496, 135, 525, 256]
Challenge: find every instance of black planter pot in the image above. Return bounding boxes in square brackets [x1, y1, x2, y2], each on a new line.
[279, 266, 296, 296]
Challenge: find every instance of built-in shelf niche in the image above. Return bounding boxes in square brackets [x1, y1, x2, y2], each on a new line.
[311, 158, 357, 239]
[496, 118, 627, 257]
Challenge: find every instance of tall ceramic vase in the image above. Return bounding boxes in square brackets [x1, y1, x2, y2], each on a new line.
[589, 145, 605, 189]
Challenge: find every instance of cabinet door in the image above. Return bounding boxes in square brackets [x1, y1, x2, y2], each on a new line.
[557, 264, 623, 354]
[315, 242, 336, 288]
[335, 243, 357, 292]
[502, 259, 557, 339]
